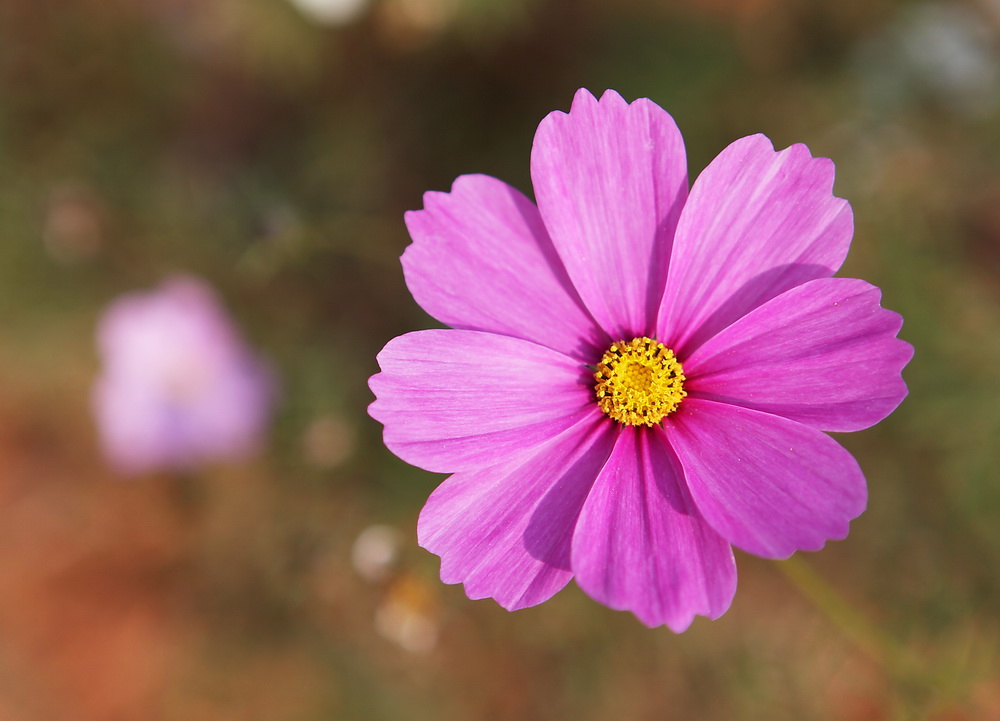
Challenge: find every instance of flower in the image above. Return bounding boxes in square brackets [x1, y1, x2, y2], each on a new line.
[93, 276, 276, 476]
[286, 0, 371, 26]
[368, 89, 912, 630]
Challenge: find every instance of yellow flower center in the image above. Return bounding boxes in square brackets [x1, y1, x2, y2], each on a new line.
[593, 337, 686, 427]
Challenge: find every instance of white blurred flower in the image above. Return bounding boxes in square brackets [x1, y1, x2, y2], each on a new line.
[374, 574, 439, 654]
[855, 1, 1000, 118]
[286, 0, 370, 26]
[351, 524, 402, 582]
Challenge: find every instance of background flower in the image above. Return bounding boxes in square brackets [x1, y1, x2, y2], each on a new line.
[92, 276, 276, 475]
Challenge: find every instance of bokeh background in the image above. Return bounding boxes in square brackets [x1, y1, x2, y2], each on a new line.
[1, 0, 999, 719]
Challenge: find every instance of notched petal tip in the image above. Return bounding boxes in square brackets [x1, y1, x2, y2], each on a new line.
[543, 88, 667, 130]
[369, 329, 597, 474]
[787, 144, 842, 201]
[658, 129, 855, 354]
[417, 416, 616, 613]
[684, 277, 914, 432]
[400, 174, 601, 356]
[726, 134, 847, 202]
[570, 428, 738, 632]
[595, 88, 627, 107]
[403, 174, 514, 242]
[672, 400, 868, 560]
[531, 87, 688, 340]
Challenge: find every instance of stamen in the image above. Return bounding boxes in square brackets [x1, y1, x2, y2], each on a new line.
[593, 337, 686, 427]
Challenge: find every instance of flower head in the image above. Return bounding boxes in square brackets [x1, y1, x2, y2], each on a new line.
[369, 89, 912, 630]
[93, 276, 276, 475]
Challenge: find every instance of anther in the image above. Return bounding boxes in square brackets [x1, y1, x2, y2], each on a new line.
[593, 337, 686, 427]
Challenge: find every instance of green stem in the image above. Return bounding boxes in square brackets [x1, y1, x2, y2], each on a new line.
[778, 557, 988, 719]
[776, 555, 917, 679]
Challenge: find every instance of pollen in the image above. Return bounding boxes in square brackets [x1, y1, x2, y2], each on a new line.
[594, 337, 686, 427]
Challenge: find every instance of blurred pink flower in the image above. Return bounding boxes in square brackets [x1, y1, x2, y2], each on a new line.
[369, 89, 913, 630]
[93, 276, 276, 475]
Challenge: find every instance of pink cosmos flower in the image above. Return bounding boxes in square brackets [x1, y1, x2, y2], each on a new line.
[368, 89, 912, 630]
[93, 276, 276, 476]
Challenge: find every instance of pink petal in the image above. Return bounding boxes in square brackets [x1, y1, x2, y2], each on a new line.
[531, 89, 688, 340]
[685, 278, 913, 432]
[667, 399, 867, 559]
[403, 174, 606, 359]
[368, 330, 595, 473]
[657, 135, 853, 356]
[418, 414, 618, 611]
[571, 426, 737, 630]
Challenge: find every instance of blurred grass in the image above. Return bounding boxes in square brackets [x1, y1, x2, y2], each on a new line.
[1, 0, 999, 719]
